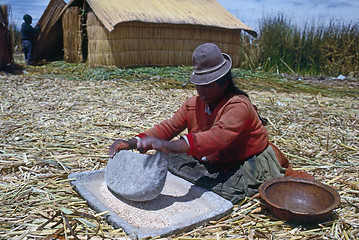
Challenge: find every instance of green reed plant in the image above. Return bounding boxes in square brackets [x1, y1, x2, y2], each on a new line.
[238, 34, 261, 71]
[239, 13, 359, 77]
[256, 14, 323, 75]
[320, 20, 359, 77]
[257, 14, 294, 73]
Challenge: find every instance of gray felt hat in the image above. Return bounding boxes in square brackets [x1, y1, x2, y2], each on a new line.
[190, 43, 232, 85]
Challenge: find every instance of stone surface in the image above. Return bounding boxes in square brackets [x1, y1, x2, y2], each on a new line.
[105, 150, 168, 201]
[68, 169, 233, 239]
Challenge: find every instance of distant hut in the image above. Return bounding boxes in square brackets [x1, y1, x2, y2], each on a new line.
[62, 0, 256, 67]
[0, 5, 13, 70]
[38, 0, 256, 67]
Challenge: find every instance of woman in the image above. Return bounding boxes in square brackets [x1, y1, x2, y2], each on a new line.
[109, 43, 313, 204]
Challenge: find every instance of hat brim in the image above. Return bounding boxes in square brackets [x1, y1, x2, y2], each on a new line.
[190, 53, 232, 85]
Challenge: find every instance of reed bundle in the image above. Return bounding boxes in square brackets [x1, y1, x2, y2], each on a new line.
[0, 62, 358, 239]
[0, 5, 13, 70]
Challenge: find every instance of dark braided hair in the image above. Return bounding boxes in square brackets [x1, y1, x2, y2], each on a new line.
[216, 71, 269, 125]
[215, 71, 249, 98]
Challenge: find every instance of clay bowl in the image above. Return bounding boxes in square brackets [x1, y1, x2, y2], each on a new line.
[259, 176, 340, 223]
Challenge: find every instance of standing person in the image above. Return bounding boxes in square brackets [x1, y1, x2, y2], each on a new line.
[109, 43, 313, 204]
[21, 14, 40, 66]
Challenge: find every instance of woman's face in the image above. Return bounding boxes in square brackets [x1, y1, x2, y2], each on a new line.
[196, 80, 227, 106]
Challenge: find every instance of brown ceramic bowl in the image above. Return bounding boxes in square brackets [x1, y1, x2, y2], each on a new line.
[259, 176, 340, 223]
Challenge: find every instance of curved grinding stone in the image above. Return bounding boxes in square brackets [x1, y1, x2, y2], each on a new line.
[105, 150, 168, 201]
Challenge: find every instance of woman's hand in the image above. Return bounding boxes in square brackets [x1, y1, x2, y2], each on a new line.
[109, 138, 137, 158]
[138, 137, 189, 154]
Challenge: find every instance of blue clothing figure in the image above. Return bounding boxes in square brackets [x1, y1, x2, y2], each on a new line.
[21, 14, 40, 65]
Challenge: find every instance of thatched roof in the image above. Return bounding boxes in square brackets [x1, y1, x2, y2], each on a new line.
[73, 0, 257, 37]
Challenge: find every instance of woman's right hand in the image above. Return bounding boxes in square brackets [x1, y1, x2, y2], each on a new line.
[109, 139, 130, 158]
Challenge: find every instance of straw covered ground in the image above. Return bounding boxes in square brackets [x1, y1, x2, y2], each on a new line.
[1, 58, 358, 239]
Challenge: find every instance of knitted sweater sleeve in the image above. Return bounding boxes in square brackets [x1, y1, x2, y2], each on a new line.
[141, 97, 196, 140]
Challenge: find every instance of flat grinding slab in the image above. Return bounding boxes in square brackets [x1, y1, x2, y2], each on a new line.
[68, 169, 233, 239]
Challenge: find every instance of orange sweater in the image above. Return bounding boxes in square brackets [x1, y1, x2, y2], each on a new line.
[140, 95, 269, 165]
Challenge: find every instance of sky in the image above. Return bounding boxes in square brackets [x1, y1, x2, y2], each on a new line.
[1, 0, 358, 32]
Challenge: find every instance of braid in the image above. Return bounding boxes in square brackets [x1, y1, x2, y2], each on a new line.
[217, 71, 268, 126]
[216, 71, 249, 98]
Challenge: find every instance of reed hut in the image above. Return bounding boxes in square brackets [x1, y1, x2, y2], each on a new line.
[33, 0, 66, 62]
[0, 5, 13, 70]
[62, 0, 256, 67]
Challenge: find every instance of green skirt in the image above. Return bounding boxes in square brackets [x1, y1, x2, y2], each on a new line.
[168, 145, 286, 204]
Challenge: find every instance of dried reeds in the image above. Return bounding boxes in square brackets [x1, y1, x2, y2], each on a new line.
[0, 4, 13, 70]
[0, 64, 358, 239]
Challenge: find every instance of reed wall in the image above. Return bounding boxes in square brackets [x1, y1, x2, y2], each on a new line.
[63, 6, 83, 63]
[86, 11, 241, 67]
